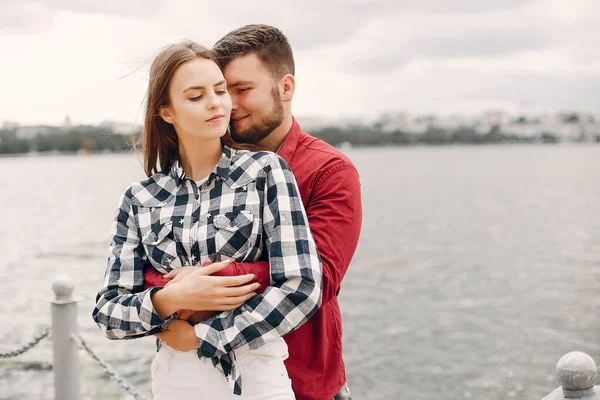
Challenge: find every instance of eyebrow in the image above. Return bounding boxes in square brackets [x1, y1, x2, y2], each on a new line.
[183, 80, 226, 93]
[227, 80, 256, 88]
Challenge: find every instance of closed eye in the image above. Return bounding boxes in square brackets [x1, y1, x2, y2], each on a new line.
[190, 95, 202, 101]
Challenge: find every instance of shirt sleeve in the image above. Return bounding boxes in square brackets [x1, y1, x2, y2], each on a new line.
[305, 162, 362, 305]
[193, 154, 322, 357]
[92, 189, 173, 339]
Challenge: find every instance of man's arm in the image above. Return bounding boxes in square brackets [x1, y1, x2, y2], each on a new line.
[303, 162, 362, 304]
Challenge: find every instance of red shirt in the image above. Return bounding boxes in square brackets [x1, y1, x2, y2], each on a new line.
[145, 118, 362, 400]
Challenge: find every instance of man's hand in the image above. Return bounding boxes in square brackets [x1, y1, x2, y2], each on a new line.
[155, 319, 198, 352]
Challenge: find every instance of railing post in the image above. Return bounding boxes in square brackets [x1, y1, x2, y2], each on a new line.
[543, 351, 600, 399]
[51, 275, 80, 400]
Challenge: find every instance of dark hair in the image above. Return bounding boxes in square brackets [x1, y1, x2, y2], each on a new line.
[136, 40, 257, 177]
[213, 24, 295, 80]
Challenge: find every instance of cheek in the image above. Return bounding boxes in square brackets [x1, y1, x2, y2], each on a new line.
[241, 94, 261, 114]
[176, 103, 203, 125]
[223, 95, 233, 114]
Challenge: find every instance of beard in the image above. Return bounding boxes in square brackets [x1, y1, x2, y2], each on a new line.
[230, 86, 284, 144]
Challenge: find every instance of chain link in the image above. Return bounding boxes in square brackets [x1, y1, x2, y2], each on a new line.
[0, 327, 51, 359]
[72, 334, 147, 400]
[1, 328, 147, 400]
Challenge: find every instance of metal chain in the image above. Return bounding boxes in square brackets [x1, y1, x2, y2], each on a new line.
[72, 334, 147, 400]
[0, 327, 51, 359]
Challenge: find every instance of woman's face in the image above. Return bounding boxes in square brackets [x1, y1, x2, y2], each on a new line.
[161, 58, 232, 141]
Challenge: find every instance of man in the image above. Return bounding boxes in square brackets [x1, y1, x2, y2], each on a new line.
[147, 25, 362, 399]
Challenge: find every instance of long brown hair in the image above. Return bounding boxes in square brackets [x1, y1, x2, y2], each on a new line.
[137, 40, 259, 177]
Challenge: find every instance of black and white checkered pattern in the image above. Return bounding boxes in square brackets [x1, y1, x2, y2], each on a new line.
[93, 146, 322, 394]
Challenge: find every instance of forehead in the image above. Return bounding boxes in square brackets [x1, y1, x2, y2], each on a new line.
[170, 58, 224, 91]
[222, 53, 272, 84]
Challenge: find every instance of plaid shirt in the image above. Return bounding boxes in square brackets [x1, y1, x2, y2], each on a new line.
[93, 145, 322, 394]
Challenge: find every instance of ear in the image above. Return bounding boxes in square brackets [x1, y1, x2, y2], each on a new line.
[280, 74, 295, 102]
[159, 106, 174, 124]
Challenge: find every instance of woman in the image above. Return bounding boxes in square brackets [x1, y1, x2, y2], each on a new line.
[92, 41, 322, 399]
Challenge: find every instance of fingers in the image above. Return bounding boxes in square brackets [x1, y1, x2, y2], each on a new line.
[222, 282, 261, 297]
[223, 291, 258, 306]
[170, 269, 195, 285]
[165, 279, 175, 287]
[197, 259, 232, 276]
[212, 288, 259, 311]
[218, 273, 255, 287]
[163, 269, 182, 279]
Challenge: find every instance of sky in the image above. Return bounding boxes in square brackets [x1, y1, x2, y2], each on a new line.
[1, 0, 599, 126]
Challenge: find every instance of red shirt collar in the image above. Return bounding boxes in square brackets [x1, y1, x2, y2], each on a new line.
[276, 117, 302, 164]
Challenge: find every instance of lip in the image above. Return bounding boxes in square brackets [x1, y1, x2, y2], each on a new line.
[207, 114, 225, 122]
[231, 115, 249, 123]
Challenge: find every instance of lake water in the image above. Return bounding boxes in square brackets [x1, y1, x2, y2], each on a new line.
[1, 144, 599, 399]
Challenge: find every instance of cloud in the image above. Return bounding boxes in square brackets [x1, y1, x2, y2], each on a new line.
[304, 0, 599, 75]
[0, 0, 163, 35]
[0, 0, 598, 125]
[0, 3, 54, 34]
[39, 0, 163, 18]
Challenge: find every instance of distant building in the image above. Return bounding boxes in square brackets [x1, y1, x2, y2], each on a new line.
[295, 116, 332, 131]
[98, 120, 141, 135]
[15, 125, 55, 139]
[1, 121, 19, 130]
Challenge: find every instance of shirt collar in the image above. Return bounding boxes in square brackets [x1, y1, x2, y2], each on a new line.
[168, 145, 233, 186]
[276, 117, 302, 163]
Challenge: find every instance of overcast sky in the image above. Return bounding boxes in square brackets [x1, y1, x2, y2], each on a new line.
[1, 0, 599, 126]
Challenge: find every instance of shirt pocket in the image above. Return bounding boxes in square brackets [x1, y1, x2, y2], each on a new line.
[212, 210, 257, 260]
[140, 221, 179, 270]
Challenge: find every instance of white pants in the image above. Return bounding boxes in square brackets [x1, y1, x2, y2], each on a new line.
[151, 338, 295, 399]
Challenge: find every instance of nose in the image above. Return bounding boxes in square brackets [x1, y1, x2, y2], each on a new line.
[229, 92, 239, 111]
[207, 91, 220, 110]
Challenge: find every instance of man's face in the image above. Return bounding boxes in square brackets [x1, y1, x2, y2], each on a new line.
[222, 53, 284, 144]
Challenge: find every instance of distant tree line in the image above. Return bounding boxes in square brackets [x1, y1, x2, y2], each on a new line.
[309, 124, 567, 146]
[1, 123, 598, 156]
[0, 125, 137, 155]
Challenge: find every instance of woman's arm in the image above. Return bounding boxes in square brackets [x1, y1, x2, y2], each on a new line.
[92, 190, 175, 339]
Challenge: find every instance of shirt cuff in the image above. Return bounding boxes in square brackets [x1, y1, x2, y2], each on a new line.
[141, 286, 176, 331]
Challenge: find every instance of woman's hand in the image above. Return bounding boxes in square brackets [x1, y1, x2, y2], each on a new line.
[152, 260, 260, 317]
[163, 266, 200, 286]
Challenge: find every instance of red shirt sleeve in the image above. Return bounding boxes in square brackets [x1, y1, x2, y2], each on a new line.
[143, 267, 170, 290]
[211, 261, 269, 294]
[306, 163, 362, 305]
